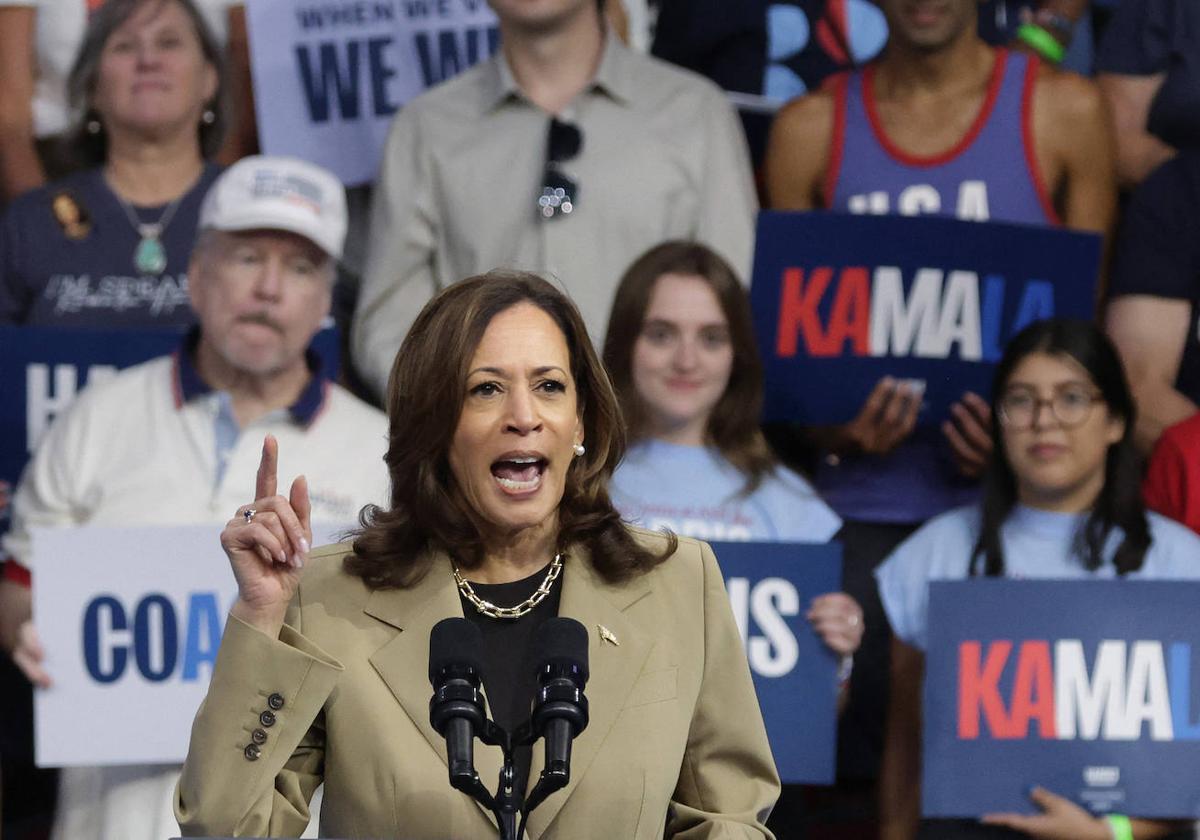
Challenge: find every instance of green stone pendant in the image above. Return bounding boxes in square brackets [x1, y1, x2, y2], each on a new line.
[134, 234, 167, 275]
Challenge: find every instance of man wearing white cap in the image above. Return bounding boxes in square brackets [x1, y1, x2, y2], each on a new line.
[0, 155, 388, 840]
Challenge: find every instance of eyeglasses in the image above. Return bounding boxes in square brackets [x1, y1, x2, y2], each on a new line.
[997, 386, 1104, 430]
[538, 118, 582, 220]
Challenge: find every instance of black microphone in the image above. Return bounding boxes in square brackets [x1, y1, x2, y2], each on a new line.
[428, 618, 488, 782]
[525, 617, 589, 813]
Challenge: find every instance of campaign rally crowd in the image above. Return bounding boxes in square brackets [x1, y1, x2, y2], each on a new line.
[1, 0, 1199, 837]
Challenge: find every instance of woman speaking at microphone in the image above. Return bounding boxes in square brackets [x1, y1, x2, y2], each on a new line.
[175, 271, 780, 838]
[875, 320, 1200, 840]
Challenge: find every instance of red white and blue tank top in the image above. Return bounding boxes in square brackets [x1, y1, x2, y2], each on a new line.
[813, 49, 1058, 525]
[826, 48, 1058, 226]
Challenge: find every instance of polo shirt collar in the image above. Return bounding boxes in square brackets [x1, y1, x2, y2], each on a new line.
[171, 329, 329, 426]
[484, 28, 634, 111]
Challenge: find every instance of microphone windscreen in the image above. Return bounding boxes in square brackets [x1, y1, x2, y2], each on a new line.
[428, 617, 484, 685]
[531, 617, 589, 682]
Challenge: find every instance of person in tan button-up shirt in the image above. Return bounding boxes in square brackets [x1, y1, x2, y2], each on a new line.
[176, 271, 779, 838]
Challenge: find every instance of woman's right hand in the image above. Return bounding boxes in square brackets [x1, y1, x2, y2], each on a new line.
[222, 435, 311, 637]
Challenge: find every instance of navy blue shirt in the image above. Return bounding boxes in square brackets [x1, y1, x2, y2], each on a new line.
[1109, 151, 1200, 403]
[1096, 0, 1200, 151]
[0, 164, 220, 327]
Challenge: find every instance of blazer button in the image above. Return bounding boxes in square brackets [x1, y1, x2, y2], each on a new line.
[244, 743, 261, 761]
[267, 693, 285, 710]
[260, 710, 276, 727]
[251, 728, 268, 745]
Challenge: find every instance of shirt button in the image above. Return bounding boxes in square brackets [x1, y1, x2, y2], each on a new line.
[251, 728, 268, 745]
[268, 693, 285, 710]
[260, 710, 276, 728]
[244, 743, 261, 761]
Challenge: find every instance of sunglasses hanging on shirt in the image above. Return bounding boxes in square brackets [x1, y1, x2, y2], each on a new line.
[538, 117, 583, 220]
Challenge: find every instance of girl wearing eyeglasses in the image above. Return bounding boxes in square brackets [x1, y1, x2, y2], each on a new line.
[875, 319, 1200, 840]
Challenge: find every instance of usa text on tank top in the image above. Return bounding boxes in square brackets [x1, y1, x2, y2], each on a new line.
[826, 48, 1059, 226]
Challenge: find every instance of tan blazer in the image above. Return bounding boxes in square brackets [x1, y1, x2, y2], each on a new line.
[176, 529, 780, 838]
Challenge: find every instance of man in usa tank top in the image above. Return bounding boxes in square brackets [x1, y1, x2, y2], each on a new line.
[757, 0, 1117, 820]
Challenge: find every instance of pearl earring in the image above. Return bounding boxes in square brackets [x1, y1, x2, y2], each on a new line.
[573, 443, 585, 457]
[201, 108, 216, 125]
[86, 119, 103, 135]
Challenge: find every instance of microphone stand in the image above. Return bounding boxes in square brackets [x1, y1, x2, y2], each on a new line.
[430, 618, 588, 839]
[477, 720, 522, 840]
[447, 717, 569, 840]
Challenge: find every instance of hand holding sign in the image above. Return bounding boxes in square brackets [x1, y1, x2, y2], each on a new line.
[224, 435, 311, 638]
[943, 391, 993, 478]
[981, 787, 1110, 840]
[838, 377, 920, 456]
[0, 572, 51, 687]
[13, 620, 51, 688]
[806, 592, 864, 657]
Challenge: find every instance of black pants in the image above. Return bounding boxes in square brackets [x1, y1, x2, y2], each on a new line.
[1, 656, 57, 840]
[835, 518, 919, 780]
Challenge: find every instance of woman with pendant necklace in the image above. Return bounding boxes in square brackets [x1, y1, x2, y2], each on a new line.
[176, 271, 780, 838]
[0, 0, 224, 328]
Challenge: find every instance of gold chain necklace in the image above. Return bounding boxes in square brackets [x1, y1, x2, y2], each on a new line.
[454, 554, 563, 620]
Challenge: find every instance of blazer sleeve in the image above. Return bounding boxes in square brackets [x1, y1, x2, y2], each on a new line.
[175, 612, 344, 837]
[668, 541, 780, 838]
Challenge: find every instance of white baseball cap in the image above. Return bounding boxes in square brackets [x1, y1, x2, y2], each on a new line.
[199, 155, 347, 260]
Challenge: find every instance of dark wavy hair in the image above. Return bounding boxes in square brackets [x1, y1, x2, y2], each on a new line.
[346, 271, 675, 589]
[602, 241, 776, 494]
[65, 0, 227, 167]
[971, 319, 1150, 577]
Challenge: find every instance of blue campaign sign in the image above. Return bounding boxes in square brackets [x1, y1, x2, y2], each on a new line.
[750, 212, 1101, 426]
[0, 325, 341, 540]
[0, 326, 182, 538]
[710, 540, 842, 784]
[923, 580, 1200, 817]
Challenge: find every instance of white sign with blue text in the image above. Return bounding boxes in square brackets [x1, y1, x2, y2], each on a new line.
[247, 0, 499, 185]
[32, 524, 349, 767]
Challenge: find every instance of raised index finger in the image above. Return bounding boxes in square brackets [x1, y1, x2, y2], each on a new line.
[256, 434, 279, 500]
[290, 474, 312, 546]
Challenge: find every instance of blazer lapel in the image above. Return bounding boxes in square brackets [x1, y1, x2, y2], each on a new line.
[363, 557, 507, 829]
[521, 549, 654, 839]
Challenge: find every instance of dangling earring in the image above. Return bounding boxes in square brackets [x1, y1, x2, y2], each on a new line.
[573, 443, 586, 457]
[86, 118, 103, 135]
[201, 108, 216, 125]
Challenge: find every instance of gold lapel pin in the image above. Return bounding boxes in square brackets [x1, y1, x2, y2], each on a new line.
[598, 624, 619, 646]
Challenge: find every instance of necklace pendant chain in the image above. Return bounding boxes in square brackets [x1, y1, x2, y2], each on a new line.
[115, 191, 185, 276]
[455, 553, 564, 620]
[133, 234, 168, 275]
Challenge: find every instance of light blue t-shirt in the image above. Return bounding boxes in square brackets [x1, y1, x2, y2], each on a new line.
[876, 504, 1200, 651]
[610, 439, 842, 543]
